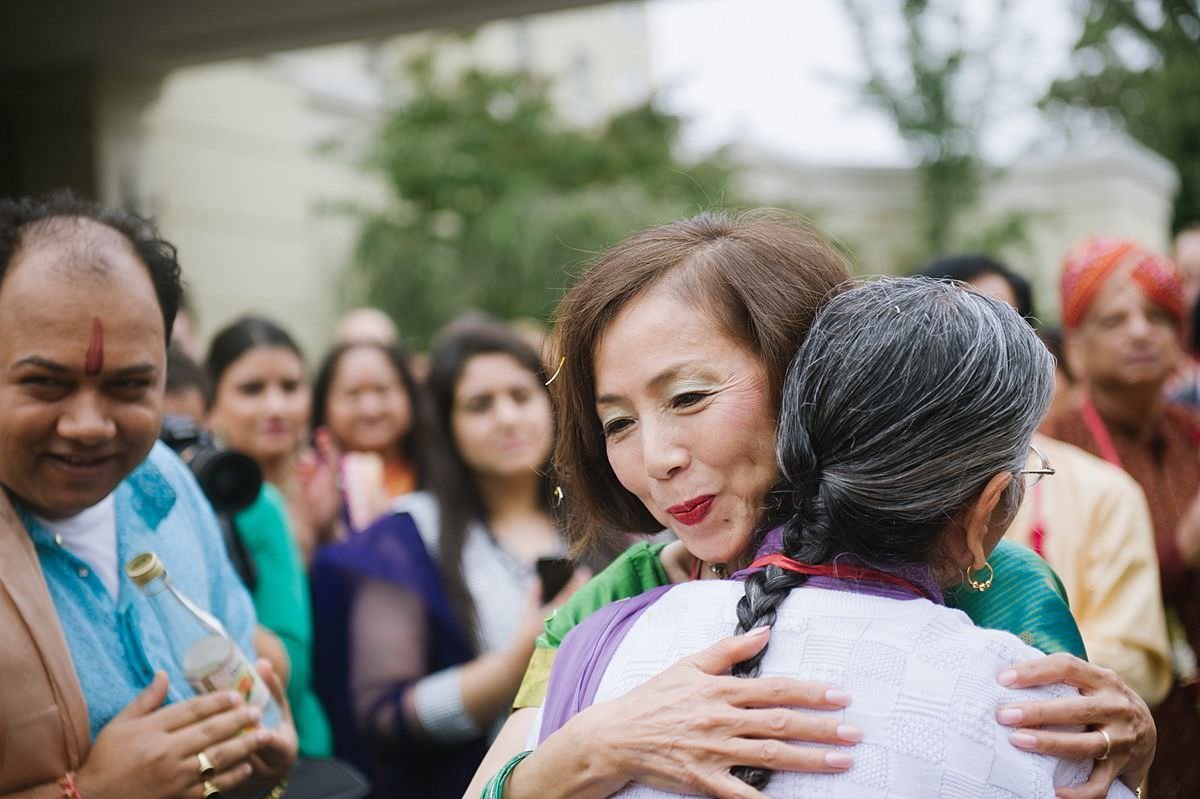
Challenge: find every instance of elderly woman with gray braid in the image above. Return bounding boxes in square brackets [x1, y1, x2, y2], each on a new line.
[527, 277, 1135, 797]
[468, 212, 1154, 799]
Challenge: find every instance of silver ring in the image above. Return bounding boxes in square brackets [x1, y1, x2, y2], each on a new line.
[1097, 728, 1112, 761]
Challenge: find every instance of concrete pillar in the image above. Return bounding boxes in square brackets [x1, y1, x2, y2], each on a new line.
[0, 66, 99, 199]
[0, 64, 164, 208]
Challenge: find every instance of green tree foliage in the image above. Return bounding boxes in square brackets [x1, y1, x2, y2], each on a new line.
[843, 0, 1025, 257]
[1042, 0, 1200, 231]
[844, 0, 984, 254]
[342, 52, 733, 344]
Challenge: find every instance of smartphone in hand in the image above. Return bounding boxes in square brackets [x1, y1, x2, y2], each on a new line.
[536, 556, 575, 604]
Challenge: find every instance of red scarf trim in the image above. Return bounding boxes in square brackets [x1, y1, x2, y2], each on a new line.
[748, 552, 939, 602]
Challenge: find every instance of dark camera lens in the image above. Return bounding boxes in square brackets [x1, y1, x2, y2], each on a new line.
[188, 448, 262, 513]
[159, 415, 263, 513]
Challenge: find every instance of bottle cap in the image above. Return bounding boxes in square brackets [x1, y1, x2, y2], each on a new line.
[126, 552, 165, 586]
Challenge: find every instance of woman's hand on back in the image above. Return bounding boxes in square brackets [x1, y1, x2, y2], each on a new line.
[507, 626, 859, 799]
[995, 653, 1155, 798]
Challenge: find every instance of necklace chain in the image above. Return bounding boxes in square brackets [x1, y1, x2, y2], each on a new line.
[689, 557, 731, 581]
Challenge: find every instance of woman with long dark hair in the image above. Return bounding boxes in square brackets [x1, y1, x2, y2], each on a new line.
[205, 315, 333, 758]
[312, 318, 580, 798]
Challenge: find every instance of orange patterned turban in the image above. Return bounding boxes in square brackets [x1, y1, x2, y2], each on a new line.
[1060, 236, 1184, 330]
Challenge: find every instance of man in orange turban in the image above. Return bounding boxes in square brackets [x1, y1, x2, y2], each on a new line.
[1046, 235, 1200, 797]
[1060, 235, 1185, 332]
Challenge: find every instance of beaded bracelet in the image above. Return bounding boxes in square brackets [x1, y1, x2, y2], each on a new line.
[480, 750, 534, 799]
[265, 779, 289, 799]
[58, 772, 83, 799]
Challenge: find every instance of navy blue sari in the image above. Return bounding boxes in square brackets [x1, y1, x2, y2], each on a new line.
[311, 512, 486, 799]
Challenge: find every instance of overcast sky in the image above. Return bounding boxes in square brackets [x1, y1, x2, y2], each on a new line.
[644, 0, 1080, 166]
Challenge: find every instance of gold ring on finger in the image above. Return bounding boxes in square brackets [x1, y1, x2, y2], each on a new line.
[1097, 728, 1112, 761]
[197, 751, 216, 778]
[203, 779, 221, 799]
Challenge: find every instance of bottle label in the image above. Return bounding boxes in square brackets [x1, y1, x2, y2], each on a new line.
[184, 635, 272, 714]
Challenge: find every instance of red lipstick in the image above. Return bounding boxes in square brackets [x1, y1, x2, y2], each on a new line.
[668, 495, 715, 526]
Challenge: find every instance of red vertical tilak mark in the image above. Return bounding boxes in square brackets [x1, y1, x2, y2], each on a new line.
[84, 318, 104, 375]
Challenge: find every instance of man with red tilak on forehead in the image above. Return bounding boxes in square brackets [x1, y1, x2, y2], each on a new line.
[1044, 235, 1200, 797]
[0, 194, 296, 799]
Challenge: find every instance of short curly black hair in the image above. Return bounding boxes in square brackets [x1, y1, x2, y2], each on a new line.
[0, 191, 183, 342]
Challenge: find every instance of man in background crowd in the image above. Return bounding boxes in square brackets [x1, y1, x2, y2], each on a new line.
[333, 307, 398, 348]
[1044, 236, 1200, 797]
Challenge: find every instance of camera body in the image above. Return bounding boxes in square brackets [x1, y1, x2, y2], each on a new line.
[159, 415, 263, 514]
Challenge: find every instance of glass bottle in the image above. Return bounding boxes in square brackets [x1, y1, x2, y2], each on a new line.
[127, 551, 280, 728]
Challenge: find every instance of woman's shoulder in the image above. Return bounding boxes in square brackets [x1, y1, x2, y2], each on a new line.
[927, 599, 1067, 668]
[605, 583, 1072, 702]
[839, 609, 1094, 796]
[254, 481, 289, 513]
[929, 610, 1088, 717]
[989, 537, 1053, 571]
[231, 482, 295, 551]
[235, 483, 291, 537]
[949, 539, 1088, 659]
[621, 581, 1066, 673]
[761, 595, 1085, 725]
[988, 538, 1072, 598]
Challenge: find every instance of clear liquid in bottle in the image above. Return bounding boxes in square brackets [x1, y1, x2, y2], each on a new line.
[127, 551, 280, 728]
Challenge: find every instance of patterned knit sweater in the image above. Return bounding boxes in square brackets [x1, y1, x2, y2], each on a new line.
[588, 581, 1133, 799]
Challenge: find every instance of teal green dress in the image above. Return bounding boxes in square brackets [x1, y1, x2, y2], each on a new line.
[947, 538, 1086, 656]
[235, 484, 333, 757]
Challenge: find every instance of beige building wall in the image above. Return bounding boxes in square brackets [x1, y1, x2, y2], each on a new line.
[95, 2, 652, 361]
[140, 53, 379, 361]
[742, 135, 1180, 323]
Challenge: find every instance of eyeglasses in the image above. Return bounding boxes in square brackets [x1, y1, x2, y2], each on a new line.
[1018, 443, 1055, 489]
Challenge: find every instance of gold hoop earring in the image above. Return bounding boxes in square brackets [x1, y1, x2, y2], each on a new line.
[965, 561, 994, 592]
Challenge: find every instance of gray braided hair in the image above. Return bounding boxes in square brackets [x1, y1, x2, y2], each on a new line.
[729, 276, 1054, 789]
